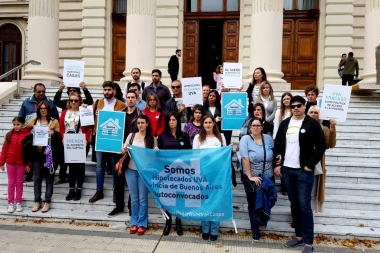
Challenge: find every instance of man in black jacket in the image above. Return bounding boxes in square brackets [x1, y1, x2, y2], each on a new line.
[164, 80, 191, 127]
[274, 95, 326, 253]
[142, 69, 171, 109]
[168, 49, 181, 82]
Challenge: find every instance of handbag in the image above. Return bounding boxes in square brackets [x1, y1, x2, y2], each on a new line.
[115, 133, 135, 175]
[314, 161, 323, 175]
[44, 136, 55, 174]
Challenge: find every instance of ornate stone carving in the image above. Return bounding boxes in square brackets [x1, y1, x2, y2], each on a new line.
[127, 0, 156, 16]
[252, 0, 283, 14]
[366, 0, 380, 13]
[29, 0, 59, 19]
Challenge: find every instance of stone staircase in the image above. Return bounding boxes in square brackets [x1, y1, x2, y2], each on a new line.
[0, 87, 379, 239]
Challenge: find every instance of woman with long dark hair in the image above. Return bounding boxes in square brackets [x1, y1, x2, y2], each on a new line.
[113, 82, 125, 102]
[246, 67, 267, 118]
[183, 104, 206, 145]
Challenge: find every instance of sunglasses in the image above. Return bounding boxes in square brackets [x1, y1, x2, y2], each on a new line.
[250, 124, 262, 128]
[37, 90, 45, 94]
[171, 86, 181, 89]
[69, 89, 77, 93]
[290, 104, 303, 109]
[69, 99, 79, 103]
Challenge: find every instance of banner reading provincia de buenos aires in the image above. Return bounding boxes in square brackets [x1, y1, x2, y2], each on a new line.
[129, 146, 234, 222]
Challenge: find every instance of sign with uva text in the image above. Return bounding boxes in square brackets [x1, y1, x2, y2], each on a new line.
[95, 111, 125, 153]
[320, 84, 352, 122]
[129, 146, 233, 221]
[221, 92, 248, 130]
[64, 134, 86, 163]
[63, 60, 84, 87]
[223, 62, 243, 89]
[182, 77, 203, 107]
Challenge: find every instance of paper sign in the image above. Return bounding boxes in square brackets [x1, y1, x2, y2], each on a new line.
[223, 62, 243, 89]
[221, 92, 248, 130]
[320, 84, 352, 122]
[64, 134, 86, 163]
[182, 77, 203, 107]
[95, 111, 126, 153]
[33, 126, 49, 146]
[63, 60, 84, 87]
[79, 106, 94, 126]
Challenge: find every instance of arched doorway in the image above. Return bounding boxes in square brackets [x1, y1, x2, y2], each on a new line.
[0, 24, 22, 81]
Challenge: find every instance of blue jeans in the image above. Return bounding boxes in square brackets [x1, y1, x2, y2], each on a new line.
[246, 192, 260, 236]
[125, 168, 148, 227]
[95, 151, 115, 190]
[202, 221, 220, 236]
[281, 166, 314, 245]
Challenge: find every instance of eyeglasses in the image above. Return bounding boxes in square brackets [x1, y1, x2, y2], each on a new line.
[250, 125, 262, 128]
[37, 90, 45, 94]
[291, 104, 303, 109]
[40, 107, 47, 110]
[69, 99, 79, 103]
[171, 86, 181, 89]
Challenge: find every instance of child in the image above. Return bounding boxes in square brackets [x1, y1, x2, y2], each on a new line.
[0, 117, 31, 213]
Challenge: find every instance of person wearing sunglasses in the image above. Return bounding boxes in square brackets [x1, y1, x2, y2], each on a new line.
[274, 95, 326, 253]
[54, 81, 94, 110]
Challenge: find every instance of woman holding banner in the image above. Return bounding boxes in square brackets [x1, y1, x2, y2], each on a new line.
[193, 115, 227, 241]
[122, 114, 157, 236]
[183, 104, 206, 145]
[158, 112, 192, 236]
[59, 92, 92, 201]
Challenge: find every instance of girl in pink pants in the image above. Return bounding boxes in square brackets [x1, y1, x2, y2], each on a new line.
[0, 117, 31, 213]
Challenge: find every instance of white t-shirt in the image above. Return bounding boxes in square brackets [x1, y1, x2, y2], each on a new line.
[102, 98, 117, 111]
[283, 118, 304, 169]
[192, 134, 227, 149]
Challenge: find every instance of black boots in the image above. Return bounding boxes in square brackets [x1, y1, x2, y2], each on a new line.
[163, 212, 172, 236]
[175, 218, 183, 236]
[89, 190, 104, 203]
[73, 189, 82, 201]
[66, 189, 75, 201]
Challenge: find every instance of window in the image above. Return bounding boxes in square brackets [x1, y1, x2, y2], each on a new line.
[0, 24, 22, 82]
[115, 0, 126, 14]
[185, 0, 240, 12]
[284, 0, 317, 10]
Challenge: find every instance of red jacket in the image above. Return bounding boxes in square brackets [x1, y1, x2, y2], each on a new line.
[0, 128, 31, 166]
[59, 110, 92, 142]
[142, 108, 165, 137]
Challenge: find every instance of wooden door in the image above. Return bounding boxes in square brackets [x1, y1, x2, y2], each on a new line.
[0, 24, 22, 81]
[112, 15, 126, 81]
[282, 17, 318, 90]
[223, 20, 239, 62]
[183, 20, 199, 77]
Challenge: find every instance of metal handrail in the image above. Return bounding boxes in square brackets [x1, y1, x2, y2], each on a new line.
[0, 60, 41, 98]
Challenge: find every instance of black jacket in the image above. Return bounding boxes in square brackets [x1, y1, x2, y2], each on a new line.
[168, 55, 179, 75]
[54, 89, 94, 109]
[246, 83, 255, 114]
[274, 115, 326, 170]
[164, 96, 192, 120]
[142, 82, 171, 109]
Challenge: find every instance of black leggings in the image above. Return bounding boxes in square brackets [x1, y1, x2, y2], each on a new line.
[68, 163, 85, 188]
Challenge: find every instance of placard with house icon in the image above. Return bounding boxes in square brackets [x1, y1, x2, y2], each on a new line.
[221, 92, 247, 130]
[95, 111, 126, 153]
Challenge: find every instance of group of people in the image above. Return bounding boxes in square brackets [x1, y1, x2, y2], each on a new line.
[0, 65, 337, 253]
[338, 52, 359, 86]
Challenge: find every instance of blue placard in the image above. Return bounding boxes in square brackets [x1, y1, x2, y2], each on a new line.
[129, 146, 233, 221]
[221, 92, 248, 130]
[95, 111, 126, 153]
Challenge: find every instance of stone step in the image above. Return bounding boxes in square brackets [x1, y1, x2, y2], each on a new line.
[324, 194, 380, 211]
[325, 152, 380, 163]
[329, 144, 380, 154]
[326, 171, 380, 185]
[325, 183, 380, 197]
[336, 136, 380, 145]
[326, 161, 380, 173]
[336, 130, 380, 138]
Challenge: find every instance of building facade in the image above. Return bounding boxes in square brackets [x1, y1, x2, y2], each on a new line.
[0, 0, 379, 89]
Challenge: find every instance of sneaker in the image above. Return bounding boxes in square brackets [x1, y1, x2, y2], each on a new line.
[285, 238, 305, 248]
[110, 221, 128, 230]
[302, 246, 315, 253]
[15, 203, 23, 212]
[7, 204, 15, 213]
[252, 232, 260, 242]
[107, 208, 123, 218]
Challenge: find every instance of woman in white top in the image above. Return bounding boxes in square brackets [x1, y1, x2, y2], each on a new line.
[122, 114, 157, 236]
[273, 92, 293, 139]
[253, 81, 277, 135]
[192, 115, 226, 241]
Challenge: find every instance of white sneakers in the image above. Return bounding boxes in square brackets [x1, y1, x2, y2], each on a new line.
[7, 203, 23, 213]
[7, 204, 15, 213]
[15, 203, 23, 212]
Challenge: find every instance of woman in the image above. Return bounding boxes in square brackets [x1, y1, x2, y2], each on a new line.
[26, 101, 61, 213]
[251, 103, 270, 135]
[142, 93, 165, 137]
[239, 117, 275, 242]
[158, 112, 192, 236]
[273, 92, 293, 139]
[59, 93, 92, 201]
[193, 115, 227, 241]
[252, 81, 277, 135]
[113, 82, 125, 102]
[308, 105, 336, 212]
[246, 67, 267, 118]
[213, 65, 223, 94]
[183, 104, 206, 145]
[122, 114, 157, 236]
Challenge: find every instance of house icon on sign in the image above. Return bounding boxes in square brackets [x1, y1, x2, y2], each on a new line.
[224, 99, 244, 115]
[100, 118, 121, 136]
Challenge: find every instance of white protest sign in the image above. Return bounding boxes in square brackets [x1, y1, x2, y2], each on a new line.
[320, 84, 352, 122]
[63, 60, 84, 87]
[79, 106, 94, 126]
[223, 62, 243, 89]
[64, 134, 86, 163]
[33, 126, 49, 146]
[182, 77, 203, 107]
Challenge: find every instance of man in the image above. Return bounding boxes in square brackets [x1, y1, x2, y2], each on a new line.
[142, 69, 171, 109]
[168, 49, 181, 82]
[164, 80, 191, 128]
[274, 96, 326, 253]
[124, 67, 146, 95]
[202, 85, 210, 103]
[129, 83, 146, 110]
[108, 90, 142, 218]
[338, 53, 346, 78]
[88, 81, 126, 203]
[19, 83, 60, 125]
[339, 52, 359, 86]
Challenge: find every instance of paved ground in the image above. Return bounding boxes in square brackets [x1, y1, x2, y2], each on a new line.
[0, 218, 379, 253]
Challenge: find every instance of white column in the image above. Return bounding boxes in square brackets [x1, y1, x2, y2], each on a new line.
[120, 0, 156, 83]
[23, 0, 61, 81]
[361, 0, 380, 84]
[249, 0, 286, 85]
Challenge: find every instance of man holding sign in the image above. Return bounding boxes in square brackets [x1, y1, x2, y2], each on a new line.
[164, 80, 191, 129]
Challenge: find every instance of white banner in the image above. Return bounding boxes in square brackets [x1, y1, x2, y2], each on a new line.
[64, 134, 86, 163]
[320, 84, 352, 122]
[79, 106, 94, 126]
[182, 77, 203, 107]
[63, 60, 84, 87]
[33, 126, 49, 146]
[223, 62, 243, 89]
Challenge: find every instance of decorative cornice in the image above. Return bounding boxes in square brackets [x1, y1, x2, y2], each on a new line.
[366, 0, 380, 13]
[29, 0, 59, 19]
[252, 0, 283, 14]
[127, 0, 155, 16]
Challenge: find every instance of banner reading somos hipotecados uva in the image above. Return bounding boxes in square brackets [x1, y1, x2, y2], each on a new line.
[129, 146, 233, 221]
